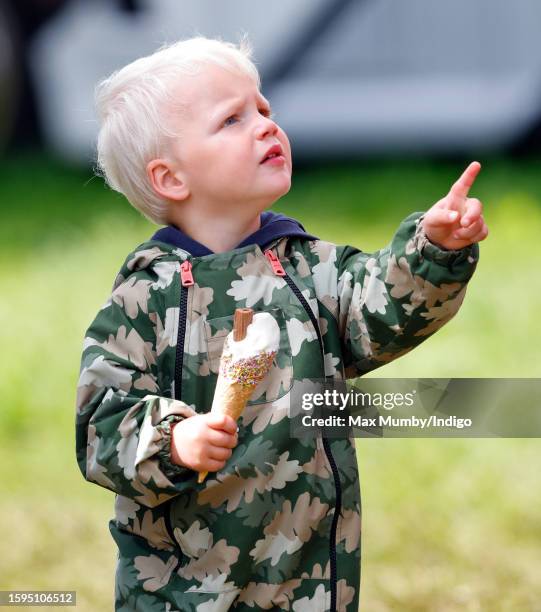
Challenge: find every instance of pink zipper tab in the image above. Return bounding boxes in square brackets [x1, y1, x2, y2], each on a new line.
[265, 250, 286, 276]
[180, 260, 194, 286]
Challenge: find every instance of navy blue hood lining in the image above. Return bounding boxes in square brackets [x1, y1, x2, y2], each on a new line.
[151, 211, 318, 256]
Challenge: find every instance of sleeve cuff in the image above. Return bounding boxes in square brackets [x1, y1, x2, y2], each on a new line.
[156, 414, 194, 480]
[413, 214, 479, 267]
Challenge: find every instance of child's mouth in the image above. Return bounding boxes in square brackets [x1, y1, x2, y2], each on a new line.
[261, 154, 285, 166]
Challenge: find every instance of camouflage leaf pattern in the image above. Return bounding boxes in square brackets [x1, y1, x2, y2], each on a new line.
[76, 212, 479, 611]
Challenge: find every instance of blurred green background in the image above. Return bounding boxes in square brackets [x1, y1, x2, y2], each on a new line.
[0, 153, 540, 611]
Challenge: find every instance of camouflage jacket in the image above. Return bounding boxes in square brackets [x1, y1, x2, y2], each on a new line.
[76, 212, 479, 611]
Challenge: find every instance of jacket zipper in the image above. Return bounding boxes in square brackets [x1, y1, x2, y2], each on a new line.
[175, 260, 194, 400]
[168, 260, 193, 559]
[265, 251, 325, 351]
[265, 249, 341, 612]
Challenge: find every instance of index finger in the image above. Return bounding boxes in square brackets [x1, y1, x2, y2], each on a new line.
[449, 161, 482, 199]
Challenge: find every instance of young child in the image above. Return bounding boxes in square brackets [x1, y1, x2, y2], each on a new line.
[76, 37, 487, 611]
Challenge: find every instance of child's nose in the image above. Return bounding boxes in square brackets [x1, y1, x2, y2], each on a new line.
[255, 116, 278, 140]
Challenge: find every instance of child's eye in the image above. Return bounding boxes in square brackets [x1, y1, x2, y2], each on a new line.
[260, 108, 274, 119]
[223, 115, 239, 127]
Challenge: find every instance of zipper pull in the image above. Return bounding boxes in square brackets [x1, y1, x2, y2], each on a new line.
[264, 249, 286, 276]
[180, 260, 194, 286]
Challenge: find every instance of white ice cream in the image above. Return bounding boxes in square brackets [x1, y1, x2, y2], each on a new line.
[225, 312, 280, 361]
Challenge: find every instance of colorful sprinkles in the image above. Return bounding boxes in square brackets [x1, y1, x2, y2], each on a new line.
[220, 350, 277, 387]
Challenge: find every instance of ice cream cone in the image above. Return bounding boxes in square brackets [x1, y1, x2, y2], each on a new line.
[197, 309, 279, 484]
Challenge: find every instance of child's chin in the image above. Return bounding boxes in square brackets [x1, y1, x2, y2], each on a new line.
[255, 176, 292, 204]
[272, 176, 292, 196]
[281, 182, 292, 197]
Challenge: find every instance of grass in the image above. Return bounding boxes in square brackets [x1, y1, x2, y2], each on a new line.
[0, 152, 540, 610]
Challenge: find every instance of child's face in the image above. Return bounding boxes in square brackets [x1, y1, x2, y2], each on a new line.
[164, 63, 292, 212]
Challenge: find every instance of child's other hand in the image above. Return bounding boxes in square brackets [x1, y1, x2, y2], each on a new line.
[171, 413, 239, 473]
[422, 161, 489, 250]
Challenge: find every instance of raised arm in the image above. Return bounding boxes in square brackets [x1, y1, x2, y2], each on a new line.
[336, 163, 486, 377]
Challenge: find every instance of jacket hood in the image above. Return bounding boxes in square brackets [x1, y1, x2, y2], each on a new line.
[114, 211, 317, 283]
[151, 211, 317, 256]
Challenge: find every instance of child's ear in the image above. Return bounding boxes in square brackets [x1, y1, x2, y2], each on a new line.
[146, 159, 190, 201]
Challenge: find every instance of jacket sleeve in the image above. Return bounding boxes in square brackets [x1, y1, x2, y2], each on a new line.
[75, 271, 197, 508]
[336, 211, 479, 376]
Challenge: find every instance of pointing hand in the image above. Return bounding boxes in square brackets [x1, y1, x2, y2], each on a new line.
[422, 161, 489, 250]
